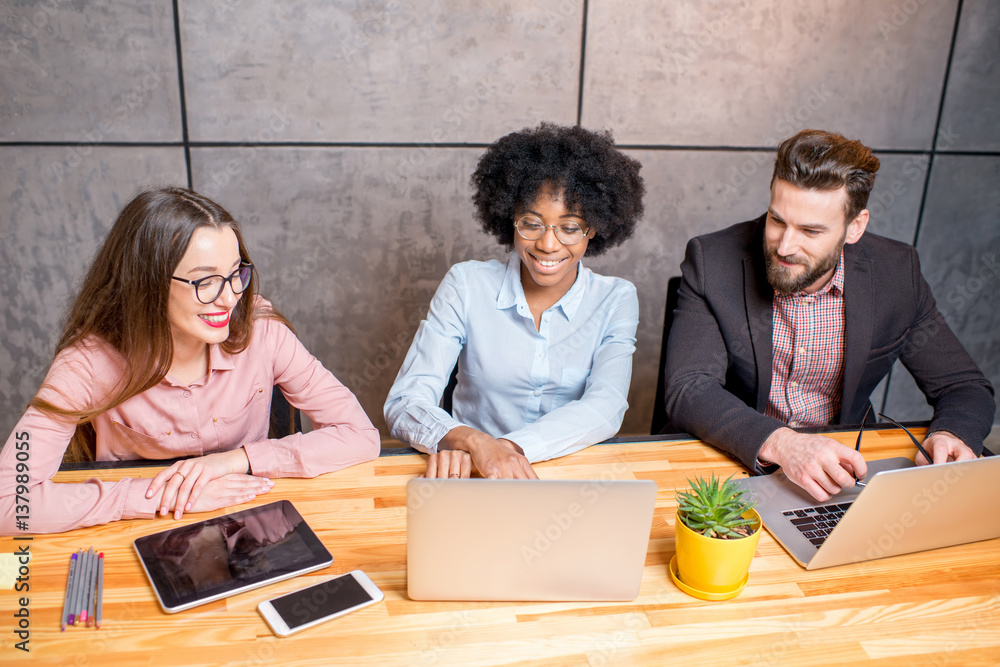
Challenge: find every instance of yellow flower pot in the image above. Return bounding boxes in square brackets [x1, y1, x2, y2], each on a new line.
[670, 509, 761, 601]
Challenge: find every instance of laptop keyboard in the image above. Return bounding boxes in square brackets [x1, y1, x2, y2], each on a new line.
[783, 502, 854, 548]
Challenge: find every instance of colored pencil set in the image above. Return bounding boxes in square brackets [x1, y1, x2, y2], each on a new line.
[60, 548, 104, 630]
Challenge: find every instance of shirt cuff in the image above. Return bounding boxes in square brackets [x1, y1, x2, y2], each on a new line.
[244, 440, 279, 477]
[122, 477, 162, 520]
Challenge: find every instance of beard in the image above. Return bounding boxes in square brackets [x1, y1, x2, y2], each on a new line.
[763, 236, 844, 295]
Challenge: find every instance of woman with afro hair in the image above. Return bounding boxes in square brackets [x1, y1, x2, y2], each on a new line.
[385, 123, 645, 479]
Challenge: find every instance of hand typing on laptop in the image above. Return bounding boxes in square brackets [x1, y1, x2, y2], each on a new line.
[916, 430, 977, 465]
[758, 427, 867, 502]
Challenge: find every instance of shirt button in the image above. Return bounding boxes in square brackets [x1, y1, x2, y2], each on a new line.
[790, 421, 799, 427]
[790, 381, 798, 388]
[798, 347, 806, 355]
[533, 390, 541, 397]
[183, 391, 191, 398]
[191, 433, 198, 439]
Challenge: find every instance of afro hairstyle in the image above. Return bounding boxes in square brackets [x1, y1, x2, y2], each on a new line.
[470, 123, 645, 256]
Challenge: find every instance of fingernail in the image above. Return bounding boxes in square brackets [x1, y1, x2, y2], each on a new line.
[185, 502, 192, 510]
[249, 494, 256, 500]
[160, 507, 166, 515]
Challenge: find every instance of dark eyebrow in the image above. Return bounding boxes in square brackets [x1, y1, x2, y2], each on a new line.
[767, 209, 829, 233]
[186, 258, 241, 275]
[524, 208, 585, 221]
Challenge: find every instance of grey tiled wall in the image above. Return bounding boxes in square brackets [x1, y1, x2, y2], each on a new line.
[2, 1, 997, 442]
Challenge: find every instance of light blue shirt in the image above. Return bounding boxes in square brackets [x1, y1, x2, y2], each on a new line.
[384, 252, 638, 462]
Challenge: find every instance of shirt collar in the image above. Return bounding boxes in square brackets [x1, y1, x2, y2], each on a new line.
[778, 251, 845, 299]
[210, 342, 237, 372]
[497, 251, 589, 320]
[815, 251, 845, 296]
[163, 343, 236, 388]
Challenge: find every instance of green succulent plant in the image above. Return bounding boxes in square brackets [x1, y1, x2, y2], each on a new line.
[677, 474, 758, 539]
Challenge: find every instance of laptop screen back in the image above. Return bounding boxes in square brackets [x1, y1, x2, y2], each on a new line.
[406, 478, 657, 601]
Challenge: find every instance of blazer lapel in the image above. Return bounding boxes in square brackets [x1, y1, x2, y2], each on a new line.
[841, 250, 874, 422]
[744, 255, 773, 413]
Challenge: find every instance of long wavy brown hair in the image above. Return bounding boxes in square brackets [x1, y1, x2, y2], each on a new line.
[31, 187, 291, 462]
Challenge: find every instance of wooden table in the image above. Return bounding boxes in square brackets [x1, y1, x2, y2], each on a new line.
[3, 429, 999, 666]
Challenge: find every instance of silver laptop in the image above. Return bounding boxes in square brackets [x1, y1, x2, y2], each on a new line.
[406, 478, 657, 601]
[735, 456, 1000, 570]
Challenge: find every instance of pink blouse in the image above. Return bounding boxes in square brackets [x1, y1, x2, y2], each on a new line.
[0, 315, 380, 534]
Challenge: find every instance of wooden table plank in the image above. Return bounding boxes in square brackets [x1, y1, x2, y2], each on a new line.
[3, 429, 998, 665]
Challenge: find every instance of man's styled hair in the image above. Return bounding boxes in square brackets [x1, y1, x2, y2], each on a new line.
[771, 129, 880, 222]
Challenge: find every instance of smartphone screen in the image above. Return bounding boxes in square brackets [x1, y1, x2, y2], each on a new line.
[270, 573, 374, 630]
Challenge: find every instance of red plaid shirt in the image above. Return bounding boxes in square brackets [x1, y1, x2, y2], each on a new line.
[764, 254, 846, 427]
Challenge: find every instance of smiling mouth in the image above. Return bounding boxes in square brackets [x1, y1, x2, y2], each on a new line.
[529, 253, 566, 269]
[198, 312, 231, 328]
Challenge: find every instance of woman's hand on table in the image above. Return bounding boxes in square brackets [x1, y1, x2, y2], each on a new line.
[147, 448, 271, 519]
[425, 450, 473, 478]
[185, 474, 274, 515]
[435, 426, 537, 479]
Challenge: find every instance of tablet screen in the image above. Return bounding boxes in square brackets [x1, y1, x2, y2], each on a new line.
[134, 500, 332, 612]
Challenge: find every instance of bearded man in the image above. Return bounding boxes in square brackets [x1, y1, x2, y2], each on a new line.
[662, 129, 994, 501]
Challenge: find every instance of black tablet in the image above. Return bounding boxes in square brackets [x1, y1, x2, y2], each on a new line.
[134, 500, 333, 613]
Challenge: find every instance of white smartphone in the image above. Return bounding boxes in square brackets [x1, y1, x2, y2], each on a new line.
[257, 570, 384, 637]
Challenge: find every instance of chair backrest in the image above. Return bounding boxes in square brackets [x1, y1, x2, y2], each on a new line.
[651, 276, 682, 435]
[269, 385, 303, 439]
[440, 362, 460, 416]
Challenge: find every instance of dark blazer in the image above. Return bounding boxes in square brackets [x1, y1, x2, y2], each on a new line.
[663, 215, 995, 472]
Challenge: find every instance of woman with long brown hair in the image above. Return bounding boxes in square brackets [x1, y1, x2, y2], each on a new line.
[1, 187, 379, 534]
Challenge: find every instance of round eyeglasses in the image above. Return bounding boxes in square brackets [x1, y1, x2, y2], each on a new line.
[514, 215, 589, 246]
[171, 263, 254, 304]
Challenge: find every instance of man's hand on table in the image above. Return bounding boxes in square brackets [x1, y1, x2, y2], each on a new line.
[917, 430, 976, 465]
[758, 427, 867, 502]
[427, 426, 537, 479]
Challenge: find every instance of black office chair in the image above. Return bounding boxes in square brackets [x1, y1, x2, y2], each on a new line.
[269, 385, 302, 438]
[440, 362, 459, 416]
[651, 276, 682, 435]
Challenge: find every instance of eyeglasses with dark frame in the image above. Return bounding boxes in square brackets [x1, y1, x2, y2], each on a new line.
[171, 263, 254, 304]
[853, 404, 935, 487]
[514, 215, 589, 246]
